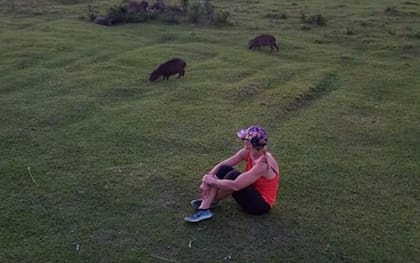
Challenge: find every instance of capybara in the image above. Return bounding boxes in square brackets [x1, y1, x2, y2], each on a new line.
[95, 16, 116, 26]
[248, 34, 279, 52]
[149, 58, 187, 81]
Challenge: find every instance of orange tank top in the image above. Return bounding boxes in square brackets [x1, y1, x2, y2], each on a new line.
[246, 154, 280, 207]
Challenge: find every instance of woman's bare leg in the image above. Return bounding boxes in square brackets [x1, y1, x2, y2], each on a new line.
[215, 189, 234, 201]
[199, 185, 217, 209]
[199, 186, 234, 209]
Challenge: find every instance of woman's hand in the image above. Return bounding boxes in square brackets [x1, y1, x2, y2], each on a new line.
[199, 182, 210, 199]
[202, 173, 218, 185]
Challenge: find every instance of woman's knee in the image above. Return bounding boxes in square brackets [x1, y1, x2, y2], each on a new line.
[215, 165, 233, 179]
[224, 170, 241, 180]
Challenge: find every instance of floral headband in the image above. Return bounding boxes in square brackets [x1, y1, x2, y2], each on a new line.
[237, 125, 268, 149]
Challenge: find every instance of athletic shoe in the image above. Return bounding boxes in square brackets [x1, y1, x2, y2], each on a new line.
[190, 199, 218, 210]
[184, 209, 213, 223]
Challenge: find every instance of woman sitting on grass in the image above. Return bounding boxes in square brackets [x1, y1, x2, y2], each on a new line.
[184, 125, 280, 223]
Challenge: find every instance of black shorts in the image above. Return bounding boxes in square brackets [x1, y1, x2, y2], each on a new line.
[215, 165, 271, 215]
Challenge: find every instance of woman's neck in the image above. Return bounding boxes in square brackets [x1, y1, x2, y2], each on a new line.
[250, 149, 265, 160]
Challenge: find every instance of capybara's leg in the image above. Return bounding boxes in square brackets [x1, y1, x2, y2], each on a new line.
[177, 70, 185, 78]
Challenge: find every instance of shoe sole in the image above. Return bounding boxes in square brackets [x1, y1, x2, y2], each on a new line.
[184, 214, 213, 223]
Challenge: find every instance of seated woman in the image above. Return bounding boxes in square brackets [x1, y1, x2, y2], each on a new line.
[184, 125, 281, 223]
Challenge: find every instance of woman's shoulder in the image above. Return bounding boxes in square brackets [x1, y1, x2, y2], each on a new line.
[236, 147, 250, 157]
[266, 152, 280, 173]
[266, 151, 278, 161]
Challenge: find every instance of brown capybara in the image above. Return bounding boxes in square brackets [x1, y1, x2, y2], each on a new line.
[248, 34, 279, 52]
[149, 58, 187, 81]
[95, 16, 117, 26]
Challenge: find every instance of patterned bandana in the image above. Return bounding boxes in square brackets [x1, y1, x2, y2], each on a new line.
[237, 125, 268, 149]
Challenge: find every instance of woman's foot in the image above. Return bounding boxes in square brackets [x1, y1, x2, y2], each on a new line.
[184, 209, 213, 223]
[190, 199, 219, 210]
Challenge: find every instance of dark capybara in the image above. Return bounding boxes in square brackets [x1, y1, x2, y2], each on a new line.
[127, 0, 149, 13]
[149, 58, 187, 81]
[95, 16, 114, 26]
[248, 34, 279, 52]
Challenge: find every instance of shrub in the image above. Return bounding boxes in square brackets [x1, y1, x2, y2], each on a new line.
[56, 0, 82, 4]
[307, 14, 327, 26]
[86, 0, 230, 26]
[300, 25, 311, 30]
[360, 21, 368, 27]
[106, 5, 127, 18]
[384, 6, 402, 16]
[265, 11, 288, 20]
[189, 0, 215, 24]
[188, 3, 201, 23]
[300, 10, 306, 21]
[280, 12, 288, 19]
[385, 6, 397, 13]
[214, 11, 231, 25]
[181, 0, 189, 10]
[87, 3, 98, 21]
[301, 12, 327, 26]
[345, 26, 355, 35]
[202, 0, 215, 20]
[160, 7, 186, 24]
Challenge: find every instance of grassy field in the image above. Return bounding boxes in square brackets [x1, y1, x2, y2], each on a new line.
[1, 0, 419, 262]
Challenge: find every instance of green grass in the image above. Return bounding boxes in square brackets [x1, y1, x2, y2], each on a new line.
[1, 0, 419, 262]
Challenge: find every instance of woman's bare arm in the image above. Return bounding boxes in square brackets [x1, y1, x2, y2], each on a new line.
[207, 148, 248, 175]
[203, 162, 267, 191]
